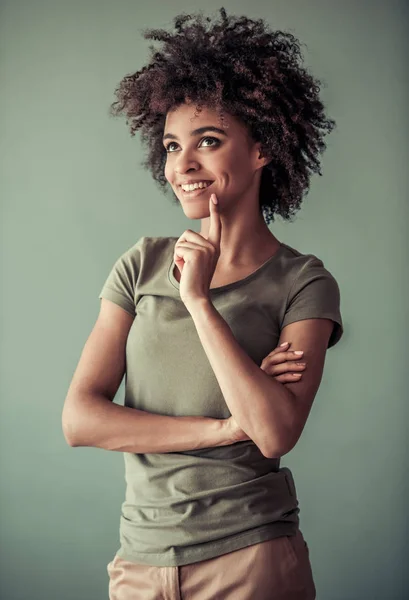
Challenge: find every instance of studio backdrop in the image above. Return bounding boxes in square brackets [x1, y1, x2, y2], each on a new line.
[0, 1, 407, 599]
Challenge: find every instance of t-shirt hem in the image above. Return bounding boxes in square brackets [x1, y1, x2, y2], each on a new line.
[114, 522, 299, 567]
[281, 312, 343, 348]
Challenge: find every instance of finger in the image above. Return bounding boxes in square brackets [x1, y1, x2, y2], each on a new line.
[264, 342, 292, 357]
[175, 241, 207, 251]
[206, 193, 222, 251]
[277, 342, 291, 351]
[273, 373, 303, 383]
[174, 242, 207, 260]
[176, 230, 209, 246]
[260, 361, 306, 376]
[263, 350, 305, 366]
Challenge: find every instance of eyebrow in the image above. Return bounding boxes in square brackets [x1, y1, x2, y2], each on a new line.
[162, 126, 228, 142]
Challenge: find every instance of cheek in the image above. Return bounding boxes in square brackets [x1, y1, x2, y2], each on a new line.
[223, 153, 248, 180]
[221, 163, 248, 189]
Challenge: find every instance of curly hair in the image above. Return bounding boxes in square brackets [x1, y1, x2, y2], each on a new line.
[109, 7, 336, 225]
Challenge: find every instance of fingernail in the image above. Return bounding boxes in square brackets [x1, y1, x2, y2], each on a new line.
[280, 342, 289, 347]
[294, 351, 304, 355]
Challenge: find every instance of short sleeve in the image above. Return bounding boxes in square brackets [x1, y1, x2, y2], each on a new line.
[281, 256, 344, 348]
[98, 237, 144, 317]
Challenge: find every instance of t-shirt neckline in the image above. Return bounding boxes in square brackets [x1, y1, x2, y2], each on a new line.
[167, 239, 286, 293]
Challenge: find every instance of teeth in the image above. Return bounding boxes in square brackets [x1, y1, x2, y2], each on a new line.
[181, 181, 209, 192]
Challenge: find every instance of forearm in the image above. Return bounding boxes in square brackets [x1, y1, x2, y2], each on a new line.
[187, 299, 293, 458]
[62, 392, 231, 453]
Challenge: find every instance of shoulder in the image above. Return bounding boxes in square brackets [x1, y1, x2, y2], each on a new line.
[136, 236, 178, 264]
[142, 236, 178, 251]
[279, 242, 340, 289]
[279, 243, 343, 348]
[280, 242, 325, 271]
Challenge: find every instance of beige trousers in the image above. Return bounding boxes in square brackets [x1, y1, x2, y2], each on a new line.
[106, 528, 316, 599]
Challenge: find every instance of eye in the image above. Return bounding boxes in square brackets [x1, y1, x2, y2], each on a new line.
[200, 136, 220, 148]
[164, 136, 221, 153]
[165, 141, 178, 153]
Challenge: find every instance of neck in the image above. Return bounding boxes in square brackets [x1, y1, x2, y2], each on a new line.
[200, 211, 279, 267]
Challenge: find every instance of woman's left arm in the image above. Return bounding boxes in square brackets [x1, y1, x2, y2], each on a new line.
[187, 298, 334, 458]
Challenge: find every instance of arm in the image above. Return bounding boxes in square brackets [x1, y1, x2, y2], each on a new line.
[187, 299, 334, 458]
[64, 393, 233, 453]
[62, 298, 235, 454]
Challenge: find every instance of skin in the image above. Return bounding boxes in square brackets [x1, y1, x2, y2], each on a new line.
[163, 101, 309, 446]
[163, 101, 282, 274]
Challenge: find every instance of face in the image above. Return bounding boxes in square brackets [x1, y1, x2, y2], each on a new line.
[163, 102, 265, 219]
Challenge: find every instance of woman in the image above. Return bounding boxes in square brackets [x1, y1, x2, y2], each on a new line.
[62, 7, 343, 599]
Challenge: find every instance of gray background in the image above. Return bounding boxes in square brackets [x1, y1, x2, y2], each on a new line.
[1, 1, 408, 598]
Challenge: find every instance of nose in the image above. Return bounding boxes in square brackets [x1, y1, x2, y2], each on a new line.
[174, 151, 201, 176]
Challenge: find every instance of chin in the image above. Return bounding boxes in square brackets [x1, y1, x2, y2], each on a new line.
[181, 205, 210, 219]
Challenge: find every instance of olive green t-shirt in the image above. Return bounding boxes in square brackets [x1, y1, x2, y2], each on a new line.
[99, 235, 343, 567]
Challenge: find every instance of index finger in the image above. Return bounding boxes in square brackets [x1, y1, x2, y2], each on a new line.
[265, 341, 292, 359]
[206, 193, 222, 249]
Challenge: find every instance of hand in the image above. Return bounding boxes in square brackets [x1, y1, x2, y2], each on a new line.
[259, 341, 306, 383]
[227, 341, 306, 443]
[173, 193, 222, 307]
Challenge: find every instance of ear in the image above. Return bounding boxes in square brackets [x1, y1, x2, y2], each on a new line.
[254, 143, 271, 169]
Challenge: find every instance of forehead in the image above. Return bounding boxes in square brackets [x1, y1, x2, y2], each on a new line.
[164, 102, 232, 132]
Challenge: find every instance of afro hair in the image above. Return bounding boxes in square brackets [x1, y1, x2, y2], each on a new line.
[109, 7, 336, 225]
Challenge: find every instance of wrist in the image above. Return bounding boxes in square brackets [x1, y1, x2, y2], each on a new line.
[183, 297, 213, 316]
[216, 417, 238, 447]
[203, 417, 234, 448]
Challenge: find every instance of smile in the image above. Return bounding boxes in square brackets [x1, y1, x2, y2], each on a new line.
[179, 181, 214, 197]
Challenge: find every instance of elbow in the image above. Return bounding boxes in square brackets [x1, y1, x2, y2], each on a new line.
[263, 432, 295, 459]
[62, 420, 78, 447]
[263, 445, 289, 460]
[265, 446, 290, 459]
[62, 407, 82, 447]
[262, 445, 283, 459]
[260, 440, 283, 459]
[263, 408, 299, 459]
[62, 394, 89, 447]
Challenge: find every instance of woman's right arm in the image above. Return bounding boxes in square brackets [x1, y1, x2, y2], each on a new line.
[62, 299, 233, 453]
